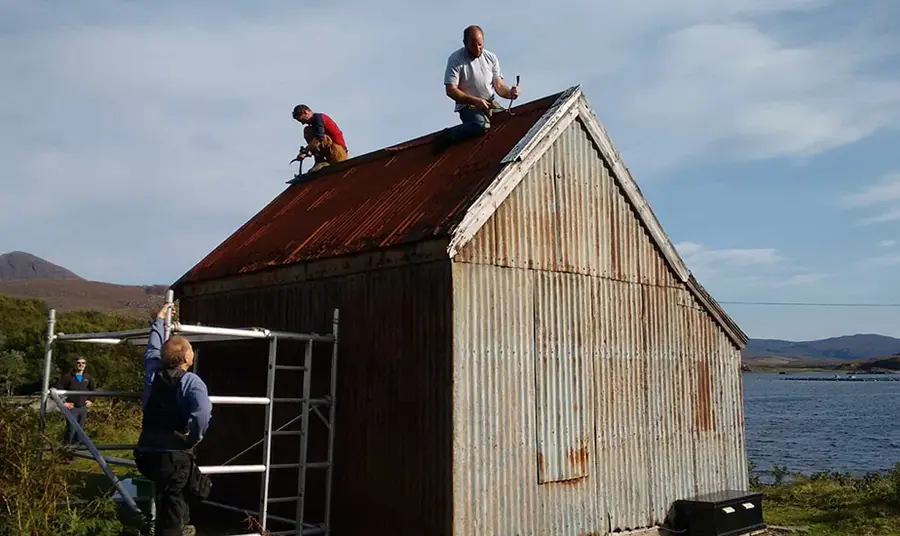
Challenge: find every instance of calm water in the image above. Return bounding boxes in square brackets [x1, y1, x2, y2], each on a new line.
[743, 372, 900, 476]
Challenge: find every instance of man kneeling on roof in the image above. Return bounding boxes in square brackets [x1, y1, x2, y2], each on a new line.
[292, 104, 349, 173]
[433, 24, 520, 153]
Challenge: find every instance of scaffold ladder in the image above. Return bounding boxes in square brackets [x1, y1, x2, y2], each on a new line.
[39, 289, 340, 536]
[257, 310, 339, 536]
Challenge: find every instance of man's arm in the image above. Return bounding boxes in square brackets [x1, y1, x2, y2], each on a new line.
[183, 377, 212, 447]
[491, 54, 519, 100]
[445, 84, 490, 109]
[85, 375, 95, 406]
[493, 78, 514, 99]
[311, 113, 326, 141]
[144, 317, 164, 375]
[55, 373, 75, 408]
[142, 304, 170, 406]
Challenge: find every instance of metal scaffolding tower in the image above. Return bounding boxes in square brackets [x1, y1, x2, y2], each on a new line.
[39, 290, 339, 536]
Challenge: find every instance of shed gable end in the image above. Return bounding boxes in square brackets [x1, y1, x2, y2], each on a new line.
[456, 117, 679, 289]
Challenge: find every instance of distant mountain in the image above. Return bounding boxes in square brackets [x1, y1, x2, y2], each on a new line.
[0, 251, 166, 318]
[744, 334, 900, 361]
[0, 251, 82, 281]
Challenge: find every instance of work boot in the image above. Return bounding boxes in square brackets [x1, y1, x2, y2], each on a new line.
[308, 161, 330, 173]
[431, 128, 453, 155]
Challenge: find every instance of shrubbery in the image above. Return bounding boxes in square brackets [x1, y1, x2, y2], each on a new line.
[0, 295, 151, 534]
[0, 296, 148, 396]
[0, 402, 125, 536]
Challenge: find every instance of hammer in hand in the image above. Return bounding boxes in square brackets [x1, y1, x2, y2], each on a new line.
[507, 75, 520, 115]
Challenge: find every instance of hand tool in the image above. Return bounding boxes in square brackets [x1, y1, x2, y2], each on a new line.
[290, 146, 311, 179]
[507, 75, 520, 115]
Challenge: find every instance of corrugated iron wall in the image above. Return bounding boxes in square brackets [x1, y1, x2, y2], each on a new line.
[452, 118, 747, 535]
[179, 261, 454, 536]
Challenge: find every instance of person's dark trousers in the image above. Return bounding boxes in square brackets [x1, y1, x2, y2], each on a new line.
[134, 450, 194, 536]
[433, 107, 491, 154]
[63, 407, 87, 445]
[448, 107, 490, 142]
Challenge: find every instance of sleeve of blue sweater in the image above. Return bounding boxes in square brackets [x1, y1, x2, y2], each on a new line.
[182, 374, 212, 447]
[312, 113, 326, 140]
[142, 318, 164, 408]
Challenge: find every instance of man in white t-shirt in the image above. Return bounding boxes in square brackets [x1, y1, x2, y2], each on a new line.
[433, 25, 520, 152]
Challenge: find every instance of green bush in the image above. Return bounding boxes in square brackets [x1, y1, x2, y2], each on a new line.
[0, 349, 27, 396]
[0, 402, 124, 536]
[0, 296, 149, 395]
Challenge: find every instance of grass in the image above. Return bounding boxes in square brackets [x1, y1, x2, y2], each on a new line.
[8, 396, 900, 535]
[755, 465, 900, 535]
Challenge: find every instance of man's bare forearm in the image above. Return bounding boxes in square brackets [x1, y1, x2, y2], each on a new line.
[446, 85, 484, 106]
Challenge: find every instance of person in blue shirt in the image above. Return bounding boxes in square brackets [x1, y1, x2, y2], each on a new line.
[55, 356, 95, 445]
[133, 302, 212, 536]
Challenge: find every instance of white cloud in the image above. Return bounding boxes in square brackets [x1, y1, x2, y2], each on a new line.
[676, 241, 783, 269]
[619, 23, 900, 170]
[859, 253, 900, 269]
[781, 273, 831, 286]
[881, 240, 897, 247]
[676, 242, 830, 290]
[840, 173, 900, 225]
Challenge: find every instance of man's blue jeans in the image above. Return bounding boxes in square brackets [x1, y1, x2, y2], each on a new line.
[447, 107, 491, 142]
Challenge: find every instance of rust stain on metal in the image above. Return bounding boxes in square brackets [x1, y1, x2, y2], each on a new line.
[177, 95, 562, 286]
[552, 476, 588, 487]
[695, 360, 714, 432]
[566, 443, 589, 474]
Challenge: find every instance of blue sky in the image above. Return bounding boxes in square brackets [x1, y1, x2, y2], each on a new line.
[1, 0, 898, 341]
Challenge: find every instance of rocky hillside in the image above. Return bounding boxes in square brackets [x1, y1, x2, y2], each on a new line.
[0, 251, 166, 318]
[0, 251, 82, 281]
[744, 334, 900, 361]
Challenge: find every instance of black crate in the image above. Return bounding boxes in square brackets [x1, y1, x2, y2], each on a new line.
[671, 489, 765, 536]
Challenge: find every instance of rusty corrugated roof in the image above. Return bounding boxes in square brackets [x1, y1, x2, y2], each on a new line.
[177, 92, 564, 285]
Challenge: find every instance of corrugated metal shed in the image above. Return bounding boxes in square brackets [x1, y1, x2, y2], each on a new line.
[175, 86, 751, 536]
[176, 93, 564, 286]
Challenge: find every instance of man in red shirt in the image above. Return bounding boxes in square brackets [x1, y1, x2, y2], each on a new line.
[292, 104, 349, 172]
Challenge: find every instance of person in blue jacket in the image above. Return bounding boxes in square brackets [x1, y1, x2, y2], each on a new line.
[133, 302, 212, 536]
[55, 355, 96, 445]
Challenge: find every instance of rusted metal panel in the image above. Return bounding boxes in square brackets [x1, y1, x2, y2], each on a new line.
[450, 117, 747, 533]
[593, 277, 653, 531]
[457, 118, 678, 288]
[176, 94, 565, 286]
[452, 263, 604, 536]
[534, 271, 595, 484]
[179, 262, 454, 536]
